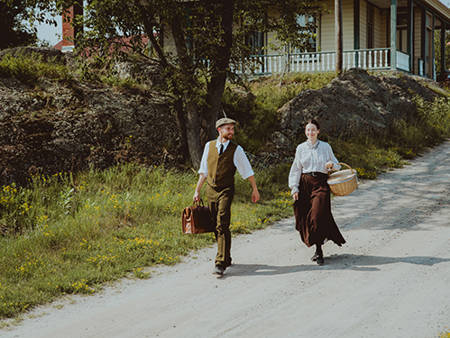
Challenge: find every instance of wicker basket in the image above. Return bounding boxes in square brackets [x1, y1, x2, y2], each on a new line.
[327, 163, 358, 196]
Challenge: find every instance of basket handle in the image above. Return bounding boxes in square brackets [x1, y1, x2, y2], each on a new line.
[329, 162, 353, 174]
[335, 163, 359, 183]
[338, 162, 353, 170]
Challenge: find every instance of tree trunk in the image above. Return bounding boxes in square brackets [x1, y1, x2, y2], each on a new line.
[170, 13, 203, 168]
[137, 3, 190, 162]
[204, 0, 234, 141]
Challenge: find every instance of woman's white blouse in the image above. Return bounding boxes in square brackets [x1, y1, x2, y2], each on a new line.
[288, 140, 341, 195]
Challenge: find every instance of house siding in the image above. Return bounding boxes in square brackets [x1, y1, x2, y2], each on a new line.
[374, 7, 387, 48]
[414, 6, 423, 74]
[360, 0, 367, 48]
[320, 0, 354, 51]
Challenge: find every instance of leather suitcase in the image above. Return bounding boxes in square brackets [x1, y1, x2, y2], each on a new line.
[182, 200, 215, 234]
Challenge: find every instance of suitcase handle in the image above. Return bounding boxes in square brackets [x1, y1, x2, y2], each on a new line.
[194, 198, 205, 207]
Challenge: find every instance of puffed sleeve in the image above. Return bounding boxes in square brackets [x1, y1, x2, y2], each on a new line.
[327, 143, 341, 170]
[288, 145, 303, 195]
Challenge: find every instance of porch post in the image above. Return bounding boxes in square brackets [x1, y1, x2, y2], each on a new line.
[354, 0, 360, 67]
[390, 0, 397, 70]
[440, 22, 446, 79]
[432, 15, 436, 80]
[408, 0, 413, 73]
[421, 8, 426, 76]
[336, 0, 343, 73]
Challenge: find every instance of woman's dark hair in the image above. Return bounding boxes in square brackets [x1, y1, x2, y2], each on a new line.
[306, 119, 320, 130]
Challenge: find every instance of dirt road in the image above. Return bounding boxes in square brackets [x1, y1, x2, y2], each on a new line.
[3, 141, 450, 338]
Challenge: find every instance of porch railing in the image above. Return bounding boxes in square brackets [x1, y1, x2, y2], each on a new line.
[238, 48, 411, 75]
[396, 51, 410, 72]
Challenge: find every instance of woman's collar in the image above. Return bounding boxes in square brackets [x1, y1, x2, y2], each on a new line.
[306, 139, 320, 149]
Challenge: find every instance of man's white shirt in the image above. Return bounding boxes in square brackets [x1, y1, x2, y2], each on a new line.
[198, 139, 254, 179]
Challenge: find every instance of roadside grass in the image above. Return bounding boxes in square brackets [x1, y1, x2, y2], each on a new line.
[0, 165, 292, 319]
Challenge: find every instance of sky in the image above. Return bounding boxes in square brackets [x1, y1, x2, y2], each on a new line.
[36, 15, 62, 46]
[36, 0, 450, 47]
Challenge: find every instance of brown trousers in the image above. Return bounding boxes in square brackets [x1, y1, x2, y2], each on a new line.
[206, 184, 234, 268]
[293, 173, 346, 247]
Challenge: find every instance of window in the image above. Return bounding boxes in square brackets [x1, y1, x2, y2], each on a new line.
[396, 11, 408, 53]
[245, 31, 265, 55]
[292, 15, 316, 53]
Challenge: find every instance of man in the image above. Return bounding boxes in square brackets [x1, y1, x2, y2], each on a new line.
[193, 118, 260, 276]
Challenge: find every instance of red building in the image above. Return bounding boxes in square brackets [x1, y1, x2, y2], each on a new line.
[53, 5, 83, 52]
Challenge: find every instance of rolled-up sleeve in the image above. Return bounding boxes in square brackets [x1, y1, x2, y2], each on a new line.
[234, 146, 254, 179]
[288, 146, 303, 195]
[198, 142, 210, 176]
[327, 143, 341, 170]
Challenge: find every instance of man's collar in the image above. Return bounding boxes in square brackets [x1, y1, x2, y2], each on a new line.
[217, 138, 230, 147]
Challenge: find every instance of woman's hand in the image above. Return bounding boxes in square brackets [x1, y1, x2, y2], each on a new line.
[292, 192, 299, 201]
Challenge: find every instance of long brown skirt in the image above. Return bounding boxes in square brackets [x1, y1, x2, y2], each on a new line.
[293, 173, 346, 247]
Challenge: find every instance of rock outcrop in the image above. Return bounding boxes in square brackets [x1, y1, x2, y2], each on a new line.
[0, 50, 180, 186]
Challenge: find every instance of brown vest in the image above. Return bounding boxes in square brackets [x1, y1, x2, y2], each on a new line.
[207, 140, 237, 189]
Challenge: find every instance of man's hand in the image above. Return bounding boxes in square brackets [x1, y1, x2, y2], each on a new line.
[292, 192, 299, 201]
[251, 188, 260, 203]
[193, 174, 207, 203]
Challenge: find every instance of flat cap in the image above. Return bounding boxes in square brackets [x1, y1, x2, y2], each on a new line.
[216, 117, 236, 129]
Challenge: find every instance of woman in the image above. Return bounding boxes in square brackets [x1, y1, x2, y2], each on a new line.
[288, 119, 346, 265]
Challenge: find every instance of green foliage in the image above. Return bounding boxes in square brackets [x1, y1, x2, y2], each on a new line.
[434, 29, 450, 76]
[251, 72, 336, 111]
[99, 74, 146, 92]
[0, 163, 292, 318]
[0, 53, 72, 84]
[0, 1, 37, 49]
[330, 138, 406, 179]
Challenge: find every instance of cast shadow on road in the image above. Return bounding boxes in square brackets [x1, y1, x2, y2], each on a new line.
[223, 254, 450, 277]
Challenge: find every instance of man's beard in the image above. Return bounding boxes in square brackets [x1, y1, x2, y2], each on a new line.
[222, 133, 233, 140]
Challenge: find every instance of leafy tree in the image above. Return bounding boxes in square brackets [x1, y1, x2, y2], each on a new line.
[0, 0, 36, 49]
[0, 0, 61, 49]
[55, 0, 324, 167]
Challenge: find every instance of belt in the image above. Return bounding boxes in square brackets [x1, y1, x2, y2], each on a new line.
[303, 171, 327, 177]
